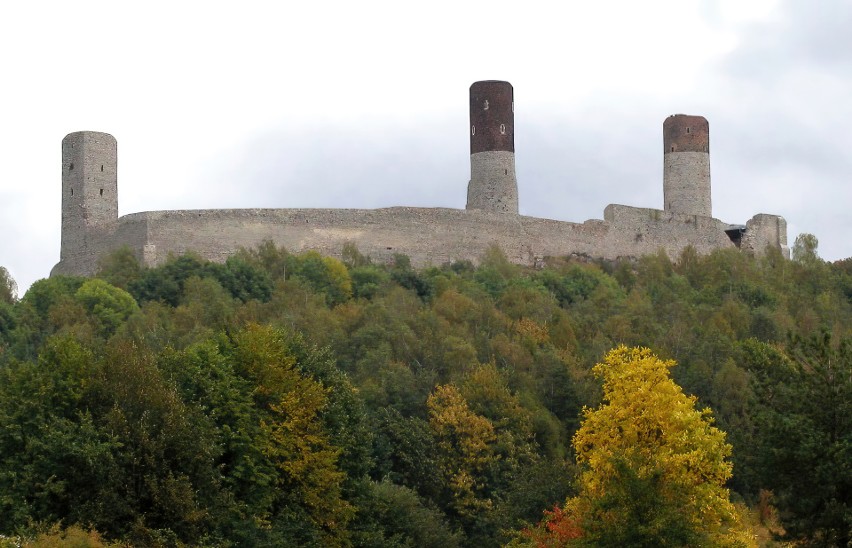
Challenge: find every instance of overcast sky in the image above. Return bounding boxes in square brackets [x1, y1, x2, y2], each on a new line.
[1, 0, 850, 295]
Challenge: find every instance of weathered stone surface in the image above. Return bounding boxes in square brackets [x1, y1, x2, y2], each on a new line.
[467, 151, 518, 213]
[61, 132, 118, 264]
[742, 214, 790, 258]
[51, 200, 788, 278]
[664, 152, 712, 217]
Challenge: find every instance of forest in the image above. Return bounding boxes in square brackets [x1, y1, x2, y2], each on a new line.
[0, 236, 849, 547]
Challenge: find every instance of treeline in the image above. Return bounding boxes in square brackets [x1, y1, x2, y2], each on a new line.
[0, 242, 849, 546]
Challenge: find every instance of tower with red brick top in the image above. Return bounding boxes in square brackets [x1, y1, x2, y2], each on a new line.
[467, 80, 518, 213]
[663, 114, 711, 217]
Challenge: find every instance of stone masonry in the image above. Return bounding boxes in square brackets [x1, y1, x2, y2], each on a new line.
[50, 81, 789, 278]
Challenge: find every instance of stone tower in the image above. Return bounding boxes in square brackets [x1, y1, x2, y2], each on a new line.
[60, 131, 118, 263]
[663, 114, 711, 217]
[467, 80, 518, 213]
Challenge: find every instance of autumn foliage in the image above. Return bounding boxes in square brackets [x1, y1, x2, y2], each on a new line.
[519, 346, 756, 547]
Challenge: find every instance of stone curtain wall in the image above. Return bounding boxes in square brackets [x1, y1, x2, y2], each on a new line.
[52, 204, 786, 278]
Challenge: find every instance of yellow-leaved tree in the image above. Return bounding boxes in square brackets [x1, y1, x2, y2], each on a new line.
[428, 383, 497, 518]
[517, 346, 755, 547]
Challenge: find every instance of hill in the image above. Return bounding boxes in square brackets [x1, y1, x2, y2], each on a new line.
[0, 242, 849, 546]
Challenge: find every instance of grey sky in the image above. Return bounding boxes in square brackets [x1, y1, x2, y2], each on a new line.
[1, 0, 849, 295]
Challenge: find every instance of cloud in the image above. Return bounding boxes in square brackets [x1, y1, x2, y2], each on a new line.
[722, 0, 852, 78]
[705, 0, 852, 260]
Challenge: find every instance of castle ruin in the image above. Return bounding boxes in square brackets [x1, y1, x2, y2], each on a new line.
[51, 81, 788, 278]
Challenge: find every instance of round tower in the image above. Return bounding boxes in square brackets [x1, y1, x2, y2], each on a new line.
[467, 80, 518, 214]
[61, 131, 118, 262]
[663, 114, 711, 217]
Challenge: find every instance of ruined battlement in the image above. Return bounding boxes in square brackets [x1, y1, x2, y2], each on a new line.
[51, 81, 789, 278]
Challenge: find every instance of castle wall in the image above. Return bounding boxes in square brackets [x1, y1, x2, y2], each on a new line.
[133, 207, 589, 267]
[604, 204, 733, 256]
[53, 203, 746, 277]
[742, 214, 789, 258]
[51, 214, 150, 277]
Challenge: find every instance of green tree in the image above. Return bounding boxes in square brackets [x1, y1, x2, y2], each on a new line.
[390, 254, 433, 300]
[792, 233, 820, 264]
[755, 333, 851, 546]
[231, 324, 354, 544]
[0, 337, 119, 533]
[233, 239, 289, 282]
[0, 267, 17, 304]
[87, 339, 219, 543]
[0, 300, 14, 350]
[288, 251, 353, 306]
[128, 254, 207, 306]
[96, 246, 143, 290]
[350, 265, 390, 300]
[372, 407, 443, 501]
[349, 480, 462, 548]
[10, 276, 87, 359]
[206, 255, 273, 303]
[171, 276, 236, 342]
[75, 279, 138, 337]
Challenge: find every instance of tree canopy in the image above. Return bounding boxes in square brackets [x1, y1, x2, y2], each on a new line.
[0, 239, 850, 546]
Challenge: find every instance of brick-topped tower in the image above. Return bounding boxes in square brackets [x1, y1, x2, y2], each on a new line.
[663, 114, 711, 217]
[467, 80, 518, 213]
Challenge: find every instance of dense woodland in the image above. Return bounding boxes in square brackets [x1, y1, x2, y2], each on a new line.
[0, 236, 849, 547]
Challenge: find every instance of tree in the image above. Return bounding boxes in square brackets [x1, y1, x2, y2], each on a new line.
[233, 239, 289, 282]
[0, 336, 120, 533]
[230, 324, 354, 543]
[754, 333, 851, 546]
[0, 267, 16, 304]
[10, 276, 87, 360]
[75, 279, 139, 337]
[206, 256, 273, 303]
[519, 346, 754, 547]
[427, 384, 498, 519]
[288, 251, 353, 306]
[128, 254, 207, 306]
[372, 407, 443, 501]
[792, 233, 820, 264]
[348, 480, 462, 548]
[96, 246, 143, 290]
